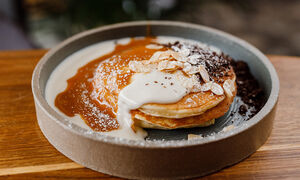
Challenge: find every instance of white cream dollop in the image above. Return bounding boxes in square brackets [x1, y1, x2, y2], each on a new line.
[117, 71, 189, 139]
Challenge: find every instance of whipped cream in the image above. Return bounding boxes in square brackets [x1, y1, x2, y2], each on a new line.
[117, 71, 189, 135]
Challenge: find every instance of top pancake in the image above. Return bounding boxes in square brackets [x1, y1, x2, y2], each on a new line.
[138, 67, 235, 119]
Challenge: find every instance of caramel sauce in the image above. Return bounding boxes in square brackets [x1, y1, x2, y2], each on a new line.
[55, 37, 164, 132]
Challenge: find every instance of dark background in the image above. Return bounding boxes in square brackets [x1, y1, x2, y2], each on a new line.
[0, 0, 299, 56]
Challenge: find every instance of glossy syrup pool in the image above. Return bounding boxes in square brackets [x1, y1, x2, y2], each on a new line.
[145, 96, 256, 141]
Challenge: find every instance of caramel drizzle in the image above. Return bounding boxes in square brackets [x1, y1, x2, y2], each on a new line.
[55, 37, 161, 132]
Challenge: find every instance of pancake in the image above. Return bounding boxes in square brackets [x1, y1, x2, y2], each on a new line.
[132, 82, 236, 129]
[92, 38, 237, 130]
[138, 68, 236, 119]
[139, 91, 225, 119]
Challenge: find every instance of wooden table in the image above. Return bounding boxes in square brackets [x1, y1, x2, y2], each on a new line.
[0, 50, 299, 179]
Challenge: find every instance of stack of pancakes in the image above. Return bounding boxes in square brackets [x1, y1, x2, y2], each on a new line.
[132, 68, 236, 129]
[93, 40, 237, 130]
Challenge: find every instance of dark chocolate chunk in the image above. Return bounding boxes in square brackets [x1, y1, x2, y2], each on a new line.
[231, 60, 265, 116]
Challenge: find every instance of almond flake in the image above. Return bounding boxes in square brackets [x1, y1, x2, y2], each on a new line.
[200, 82, 212, 91]
[191, 83, 202, 92]
[188, 134, 203, 140]
[188, 54, 201, 64]
[199, 65, 210, 82]
[149, 51, 163, 63]
[182, 63, 192, 74]
[175, 72, 198, 90]
[180, 47, 190, 57]
[129, 61, 155, 73]
[223, 79, 235, 97]
[211, 82, 224, 95]
[170, 51, 186, 62]
[146, 44, 163, 49]
[158, 60, 182, 71]
[158, 50, 173, 60]
[222, 125, 235, 132]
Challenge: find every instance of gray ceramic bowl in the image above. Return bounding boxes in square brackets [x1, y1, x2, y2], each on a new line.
[32, 21, 279, 179]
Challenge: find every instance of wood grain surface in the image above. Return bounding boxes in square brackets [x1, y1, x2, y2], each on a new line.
[0, 51, 299, 179]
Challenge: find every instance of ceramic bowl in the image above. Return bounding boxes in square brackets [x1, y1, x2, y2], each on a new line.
[32, 21, 279, 179]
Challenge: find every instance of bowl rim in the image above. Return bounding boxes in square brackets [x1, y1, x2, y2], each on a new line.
[32, 20, 279, 148]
